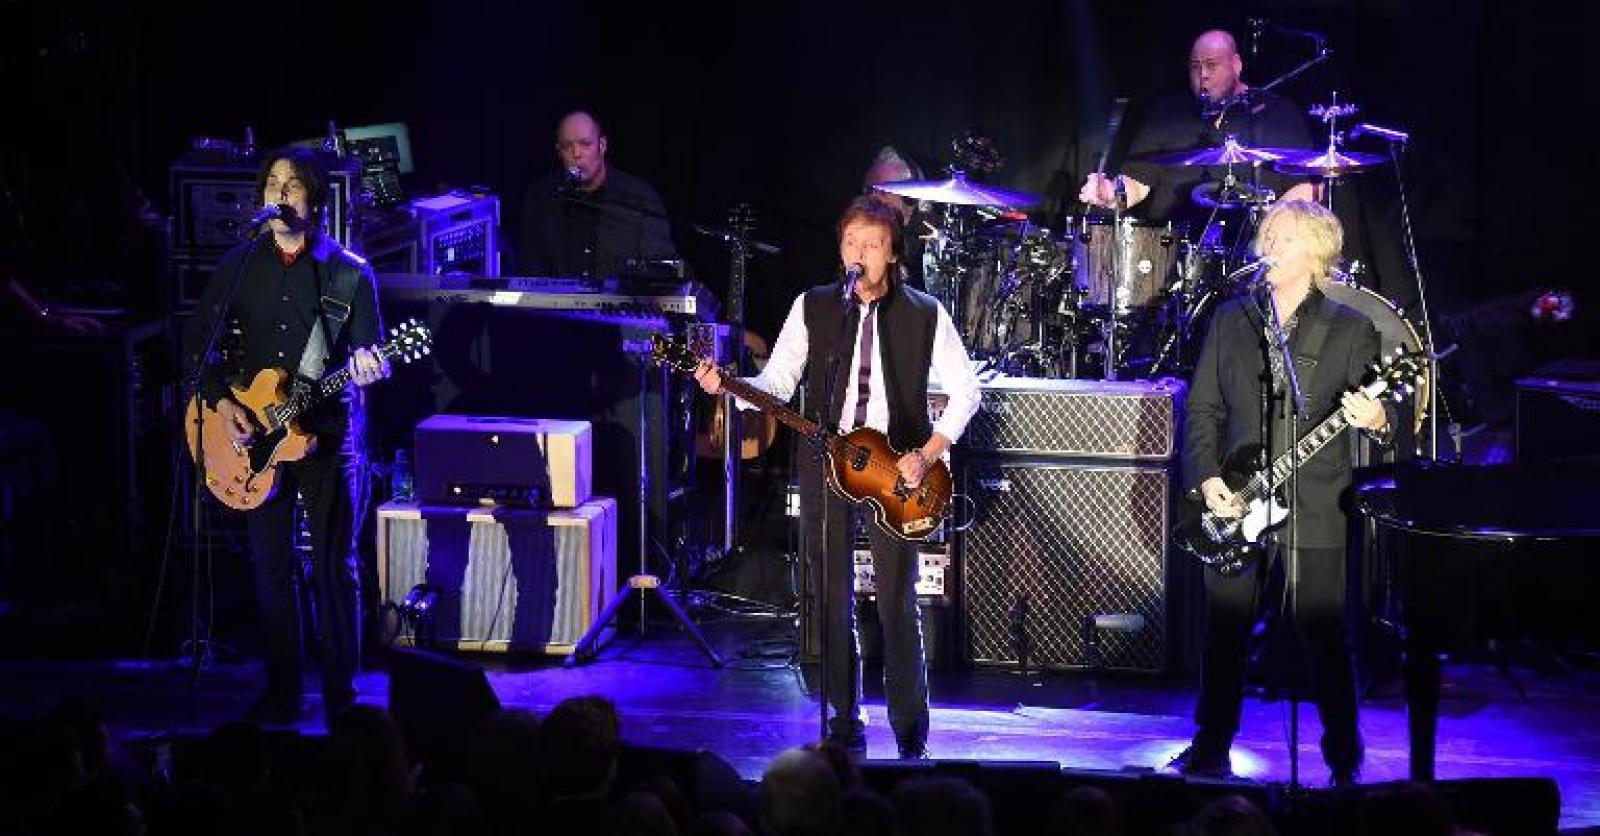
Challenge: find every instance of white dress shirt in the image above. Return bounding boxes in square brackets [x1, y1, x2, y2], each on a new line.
[736, 291, 981, 446]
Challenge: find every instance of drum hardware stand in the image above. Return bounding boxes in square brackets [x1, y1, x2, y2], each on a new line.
[568, 338, 723, 668]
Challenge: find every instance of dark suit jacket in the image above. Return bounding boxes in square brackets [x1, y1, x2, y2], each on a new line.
[1182, 287, 1391, 548]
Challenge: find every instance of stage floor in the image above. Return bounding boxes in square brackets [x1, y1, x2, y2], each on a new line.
[3, 614, 1598, 830]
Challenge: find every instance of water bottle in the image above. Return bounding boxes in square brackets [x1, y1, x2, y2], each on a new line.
[391, 449, 415, 503]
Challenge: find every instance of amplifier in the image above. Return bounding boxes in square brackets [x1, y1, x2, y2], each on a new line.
[169, 156, 360, 252]
[377, 499, 617, 654]
[415, 415, 592, 508]
[960, 459, 1177, 673]
[1516, 376, 1600, 462]
[960, 377, 1183, 459]
[168, 155, 361, 307]
[411, 192, 500, 276]
[853, 546, 953, 603]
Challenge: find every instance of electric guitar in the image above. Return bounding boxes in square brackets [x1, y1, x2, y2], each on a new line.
[654, 333, 951, 541]
[185, 319, 431, 511]
[1175, 348, 1426, 576]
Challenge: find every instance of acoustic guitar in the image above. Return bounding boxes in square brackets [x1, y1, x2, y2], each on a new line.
[654, 333, 950, 541]
[185, 319, 431, 511]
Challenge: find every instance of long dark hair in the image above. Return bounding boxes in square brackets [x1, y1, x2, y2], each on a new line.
[254, 146, 329, 231]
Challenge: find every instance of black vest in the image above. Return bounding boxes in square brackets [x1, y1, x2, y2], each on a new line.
[802, 280, 939, 451]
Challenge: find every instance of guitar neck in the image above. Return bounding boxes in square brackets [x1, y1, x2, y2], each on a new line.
[271, 342, 403, 428]
[1238, 411, 1351, 505]
[718, 377, 820, 440]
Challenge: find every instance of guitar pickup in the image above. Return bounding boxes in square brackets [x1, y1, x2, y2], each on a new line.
[850, 448, 870, 470]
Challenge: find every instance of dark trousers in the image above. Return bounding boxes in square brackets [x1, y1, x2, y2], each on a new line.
[1195, 544, 1363, 770]
[244, 442, 363, 703]
[802, 456, 929, 748]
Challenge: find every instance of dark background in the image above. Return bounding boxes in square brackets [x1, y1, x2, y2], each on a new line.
[3, 0, 1585, 344]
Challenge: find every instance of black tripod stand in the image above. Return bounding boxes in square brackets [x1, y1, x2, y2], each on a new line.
[568, 337, 722, 667]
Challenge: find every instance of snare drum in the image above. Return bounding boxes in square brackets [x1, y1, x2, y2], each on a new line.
[1070, 216, 1178, 311]
[1322, 279, 1431, 433]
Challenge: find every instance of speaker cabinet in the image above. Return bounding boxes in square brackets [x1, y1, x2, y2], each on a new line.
[960, 460, 1175, 672]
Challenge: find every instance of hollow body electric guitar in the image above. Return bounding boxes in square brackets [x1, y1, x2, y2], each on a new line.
[1174, 348, 1426, 576]
[654, 334, 951, 541]
[185, 320, 431, 511]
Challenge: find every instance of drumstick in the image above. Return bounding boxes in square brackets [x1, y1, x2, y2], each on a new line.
[1095, 97, 1130, 176]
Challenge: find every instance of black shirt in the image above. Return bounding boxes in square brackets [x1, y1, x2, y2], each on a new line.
[1122, 89, 1316, 231]
[517, 167, 678, 278]
[183, 236, 383, 438]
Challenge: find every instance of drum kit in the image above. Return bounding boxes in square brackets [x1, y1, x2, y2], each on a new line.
[872, 95, 1424, 411]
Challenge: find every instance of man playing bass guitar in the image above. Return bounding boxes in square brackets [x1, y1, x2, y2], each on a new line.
[181, 147, 390, 727]
[694, 197, 980, 759]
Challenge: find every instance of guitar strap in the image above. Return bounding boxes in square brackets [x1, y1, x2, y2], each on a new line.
[296, 242, 361, 383]
[1247, 289, 1334, 403]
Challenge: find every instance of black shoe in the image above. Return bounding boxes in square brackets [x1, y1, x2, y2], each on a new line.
[825, 729, 867, 757]
[245, 692, 304, 726]
[1166, 744, 1232, 778]
[897, 742, 929, 760]
[1329, 765, 1361, 789]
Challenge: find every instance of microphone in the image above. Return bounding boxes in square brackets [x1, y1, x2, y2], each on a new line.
[1225, 256, 1274, 284]
[239, 203, 291, 238]
[1350, 122, 1410, 144]
[841, 263, 865, 302]
[566, 165, 583, 184]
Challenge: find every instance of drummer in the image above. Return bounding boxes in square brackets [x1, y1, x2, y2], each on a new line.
[1080, 29, 1317, 228]
[863, 146, 930, 289]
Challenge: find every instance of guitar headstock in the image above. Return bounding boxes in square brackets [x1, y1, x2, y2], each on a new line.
[1364, 347, 1428, 401]
[384, 318, 434, 364]
[650, 331, 722, 376]
[650, 334, 698, 375]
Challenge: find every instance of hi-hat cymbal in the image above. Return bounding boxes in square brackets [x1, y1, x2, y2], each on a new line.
[1135, 136, 1300, 167]
[1273, 148, 1388, 176]
[1190, 181, 1275, 209]
[872, 172, 1042, 208]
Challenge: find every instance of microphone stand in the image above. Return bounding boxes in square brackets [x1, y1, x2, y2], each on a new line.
[1379, 135, 1441, 458]
[174, 229, 271, 682]
[813, 273, 859, 743]
[1255, 280, 1308, 795]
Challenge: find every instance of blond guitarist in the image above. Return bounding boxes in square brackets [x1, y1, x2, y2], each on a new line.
[695, 197, 980, 759]
[181, 147, 389, 727]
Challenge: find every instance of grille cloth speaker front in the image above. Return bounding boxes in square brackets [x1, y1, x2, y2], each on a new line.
[961, 462, 1170, 672]
[962, 380, 1181, 459]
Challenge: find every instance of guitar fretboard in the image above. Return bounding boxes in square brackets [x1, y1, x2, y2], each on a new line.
[719, 378, 820, 441]
[1236, 376, 1392, 505]
[264, 339, 413, 431]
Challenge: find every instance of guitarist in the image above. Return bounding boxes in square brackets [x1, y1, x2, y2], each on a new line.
[693, 197, 980, 760]
[181, 147, 390, 727]
[1172, 200, 1392, 785]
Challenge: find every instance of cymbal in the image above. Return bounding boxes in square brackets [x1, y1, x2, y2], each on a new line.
[872, 173, 1042, 209]
[1135, 137, 1300, 167]
[1273, 148, 1388, 176]
[1190, 181, 1275, 209]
